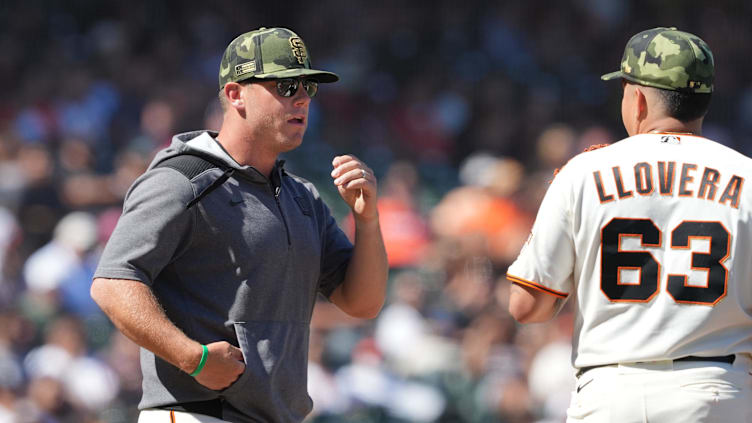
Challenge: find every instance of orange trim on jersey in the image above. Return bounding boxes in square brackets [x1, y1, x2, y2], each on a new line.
[617, 266, 643, 286]
[506, 274, 569, 299]
[650, 131, 705, 138]
[170, 410, 176, 423]
[618, 231, 662, 248]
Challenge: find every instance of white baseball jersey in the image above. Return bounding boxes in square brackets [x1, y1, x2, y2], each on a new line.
[507, 132, 752, 368]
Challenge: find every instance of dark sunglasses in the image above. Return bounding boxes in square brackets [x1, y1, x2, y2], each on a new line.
[274, 78, 319, 98]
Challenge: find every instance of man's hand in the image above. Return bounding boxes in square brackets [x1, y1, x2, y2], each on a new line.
[329, 154, 388, 319]
[192, 341, 245, 390]
[331, 155, 378, 222]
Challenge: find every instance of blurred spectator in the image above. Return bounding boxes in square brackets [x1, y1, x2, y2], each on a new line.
[431, 154, 532, 265]
[0, 348, 22, 422]
[375, 270, 457, 378]
[126, 98, 176, 155]
[307, 329, 348, 418]
[526, 314, 575, 422]
[16, 376, 70, 423]
[54, 71, 120, 148]
[0, 207, 20, 297]
[375, 271, 428, 368]
[0, 132, 25, 211]
[100, 332, 141, 405]
[15, 144, 65, 260]
[23, 315, 119, 415]
[345, 161, 432, 268]
[575, 125, 615, 154]
[533, 123, 577, 174]
[333, 337, 446, 422]
[23, 211, 100, 319]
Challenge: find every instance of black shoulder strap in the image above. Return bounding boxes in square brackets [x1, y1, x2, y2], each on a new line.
[155, 154, 223, 178]
[155, 154, 235, 209]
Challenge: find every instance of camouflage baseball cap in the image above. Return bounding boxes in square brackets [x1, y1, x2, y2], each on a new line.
[601, 27, 714, 93]
[218, 27, 339, 89]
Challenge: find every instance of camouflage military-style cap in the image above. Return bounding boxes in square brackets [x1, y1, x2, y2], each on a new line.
[218, 27, 339, 90]
[601, 27, 714, 93]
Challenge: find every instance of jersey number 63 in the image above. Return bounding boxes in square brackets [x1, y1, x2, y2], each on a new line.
[601, 218, 729, 306]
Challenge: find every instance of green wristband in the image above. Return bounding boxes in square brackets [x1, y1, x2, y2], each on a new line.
[190, 344, 209, 377]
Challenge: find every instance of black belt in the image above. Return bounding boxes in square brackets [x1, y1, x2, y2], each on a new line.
[576, 354, 736, 378]
[159, 399, 223, 419]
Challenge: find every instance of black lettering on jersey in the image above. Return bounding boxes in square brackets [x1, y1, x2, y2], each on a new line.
[697, 167, 720, 201]
[593, 171, 614, 203]
[657, 161, 675, 195]
[612, 166, 633, 199]
[634, 162, 653, 195]
[718, 175, 743, 209]
[678, 163, 697, 197]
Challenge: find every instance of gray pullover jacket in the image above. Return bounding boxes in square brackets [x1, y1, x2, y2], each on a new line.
[94, 131, 353, 422]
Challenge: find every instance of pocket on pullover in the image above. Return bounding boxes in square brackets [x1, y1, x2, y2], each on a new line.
[221, 321, 313, 422]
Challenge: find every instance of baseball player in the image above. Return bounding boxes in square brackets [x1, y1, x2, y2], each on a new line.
[506, 27, 752, 422]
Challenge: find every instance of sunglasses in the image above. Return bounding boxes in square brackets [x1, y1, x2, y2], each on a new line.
[274, 78, 319, 98]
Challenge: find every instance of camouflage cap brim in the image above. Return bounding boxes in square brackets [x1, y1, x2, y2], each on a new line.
[249, 68, 339, 83]
[600, 71, 623, 81]
[601, 70, 710, 93]
[600, 70, 667, 89]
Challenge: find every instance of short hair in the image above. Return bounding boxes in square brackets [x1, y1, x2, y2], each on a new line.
[655, 89, 712, 122]
[218, 89, 228, 111]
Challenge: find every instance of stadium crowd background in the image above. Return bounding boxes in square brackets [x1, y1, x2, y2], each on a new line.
[1, 1, 752, 422]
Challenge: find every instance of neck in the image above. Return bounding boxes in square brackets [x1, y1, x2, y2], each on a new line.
[639, 117, 703, 136]
[216, 124, 277, 178]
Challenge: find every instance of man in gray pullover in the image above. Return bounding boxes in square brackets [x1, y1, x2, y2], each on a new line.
[91, 27, 388, 423]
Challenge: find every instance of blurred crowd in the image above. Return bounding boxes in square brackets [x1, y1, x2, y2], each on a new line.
[1, 1, 752, 422]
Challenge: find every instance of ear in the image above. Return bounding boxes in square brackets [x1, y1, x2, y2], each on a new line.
[223, 82, 245, 111]
[634, 86, 648, 122]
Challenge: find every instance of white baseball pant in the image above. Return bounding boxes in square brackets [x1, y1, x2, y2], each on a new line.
[567, 354, 752, 422]
[138, 409, 230, 423]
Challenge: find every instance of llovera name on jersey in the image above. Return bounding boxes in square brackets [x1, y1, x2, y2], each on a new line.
[592, 161, 744, 209]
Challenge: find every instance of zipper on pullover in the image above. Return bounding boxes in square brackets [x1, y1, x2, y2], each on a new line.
[273, 183, 292, 246]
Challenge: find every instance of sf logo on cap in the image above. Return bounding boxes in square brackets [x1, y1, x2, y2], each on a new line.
[289, 37, 307, 65]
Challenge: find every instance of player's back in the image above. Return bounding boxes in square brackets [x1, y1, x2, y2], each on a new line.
[563, 132, 752, 367]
